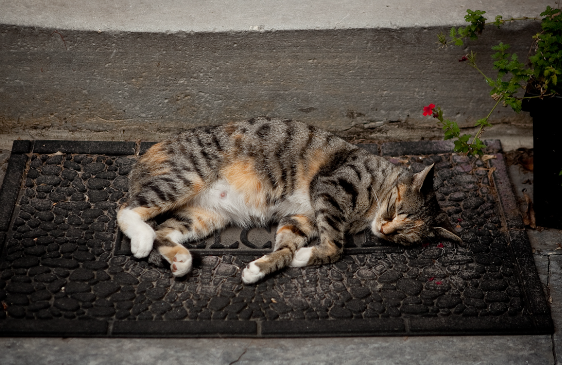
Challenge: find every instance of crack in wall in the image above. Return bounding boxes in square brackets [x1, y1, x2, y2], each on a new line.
[229, 348, 248, 365]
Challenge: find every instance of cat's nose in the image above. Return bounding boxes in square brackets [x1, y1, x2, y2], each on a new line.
[381, 223, 394, 235]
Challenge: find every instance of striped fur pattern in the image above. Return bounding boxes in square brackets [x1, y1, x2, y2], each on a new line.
[117, 118, 461, 284]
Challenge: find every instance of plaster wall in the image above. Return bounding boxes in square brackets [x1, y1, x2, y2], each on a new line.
[0, 0, 555, 148]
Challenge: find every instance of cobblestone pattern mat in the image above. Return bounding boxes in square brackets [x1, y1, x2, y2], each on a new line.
[0, 140, 553, 337]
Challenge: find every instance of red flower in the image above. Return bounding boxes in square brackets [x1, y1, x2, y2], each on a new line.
[423, 104, 436, 116]
[459, 55, 469, 62]
[437, 243, 444, 248]
[428, 277, 435, 282]
[436, 281, 443, 285]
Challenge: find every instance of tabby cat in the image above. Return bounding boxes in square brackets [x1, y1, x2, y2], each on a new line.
[117, 117, 461, 284]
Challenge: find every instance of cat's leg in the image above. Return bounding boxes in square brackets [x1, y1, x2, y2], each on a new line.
[117, 206, 162, 259]
[153, 219, 193, 277]
[118, 142, 212, 259]
[154, 208, 228, 277]
[291, 211, 346, 268]
[118, 174, 210, 258]
[241, 215, 317, 284]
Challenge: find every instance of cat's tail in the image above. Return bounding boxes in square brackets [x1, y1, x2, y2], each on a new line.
[117, 204, 158, 258]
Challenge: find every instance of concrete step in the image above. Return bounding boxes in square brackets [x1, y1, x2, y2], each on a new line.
[0, 0, 554, 150]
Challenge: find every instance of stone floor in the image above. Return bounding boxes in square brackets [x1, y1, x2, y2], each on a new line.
[0, 146, 560, 364]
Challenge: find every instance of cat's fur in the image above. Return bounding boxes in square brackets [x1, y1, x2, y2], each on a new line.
[117, 117, 461, 284]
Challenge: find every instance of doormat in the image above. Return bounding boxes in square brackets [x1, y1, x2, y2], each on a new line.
[0, 139, 553, 337]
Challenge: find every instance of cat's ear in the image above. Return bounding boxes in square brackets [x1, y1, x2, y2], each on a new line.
[433, 212, 463, 244]
[413, 163, 435, 194]
[434, 227, 463, 243]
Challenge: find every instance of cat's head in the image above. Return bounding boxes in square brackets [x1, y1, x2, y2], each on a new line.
[371, 163, 462, 246]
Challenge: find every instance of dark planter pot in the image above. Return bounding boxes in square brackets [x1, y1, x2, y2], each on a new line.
[522, 93, 562, 229]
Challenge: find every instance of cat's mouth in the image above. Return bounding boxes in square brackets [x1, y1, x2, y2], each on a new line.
[371, 223, 420, 246]
[372, 217, 392, 237]
[371, 222, 393, 241]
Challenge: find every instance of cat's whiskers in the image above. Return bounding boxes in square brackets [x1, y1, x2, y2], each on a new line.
[372, 188, 380, 209]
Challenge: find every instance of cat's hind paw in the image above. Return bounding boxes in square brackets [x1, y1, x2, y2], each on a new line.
[241, 262, 265, 284]
[171, 252, 192, 277]
[290, 247, 313, 267]
[130, 226, 156, 259]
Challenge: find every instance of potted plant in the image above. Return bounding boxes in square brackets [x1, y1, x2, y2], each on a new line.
[424, 6, 562, 229]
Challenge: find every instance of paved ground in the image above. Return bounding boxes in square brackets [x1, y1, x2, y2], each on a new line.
[0, 142, 560, 364]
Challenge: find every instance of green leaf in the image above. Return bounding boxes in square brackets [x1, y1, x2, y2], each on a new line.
[437, 107, 444, 121]
[448, 121, 460, 136]
[464, 9, 487, 39]
[504, 97, 522, 112]
[475, 118, 492, 127]
[453, 140, 465, 152]
[472, 137, 486, 149]
[437, 32, 447, 46]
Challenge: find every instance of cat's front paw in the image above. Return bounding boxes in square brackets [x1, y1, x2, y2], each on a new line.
[241, 262, 265, 284]
[171, 252, 192, 277]
[290, 247, 313, 267]
[130, 226, 156, 258]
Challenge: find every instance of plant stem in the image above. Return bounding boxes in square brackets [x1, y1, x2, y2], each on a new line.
[470, 95, 504, 144]
[522, 93, 555, 99]
[486, 16, 540, 24]
[467, 57, 490, 82]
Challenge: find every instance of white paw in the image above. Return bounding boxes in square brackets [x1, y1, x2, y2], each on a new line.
[290, 247, 313, 267]
[171, 253, 192, 277]
[241, 262, 265, 284]
[129, 225, 156, 258]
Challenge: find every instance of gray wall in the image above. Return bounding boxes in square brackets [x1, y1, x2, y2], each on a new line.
[0, 22, 538, 139]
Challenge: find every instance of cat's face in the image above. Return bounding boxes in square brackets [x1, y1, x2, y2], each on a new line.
[371, 164, 462, 246]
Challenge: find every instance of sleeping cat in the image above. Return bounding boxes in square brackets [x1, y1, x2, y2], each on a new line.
[117, 117, 461, 284]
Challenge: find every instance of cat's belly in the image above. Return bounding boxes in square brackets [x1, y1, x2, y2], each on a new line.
[196, 179, 314, 226]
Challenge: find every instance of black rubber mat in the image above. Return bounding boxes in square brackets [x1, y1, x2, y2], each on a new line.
[0, 139, 553, 337]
